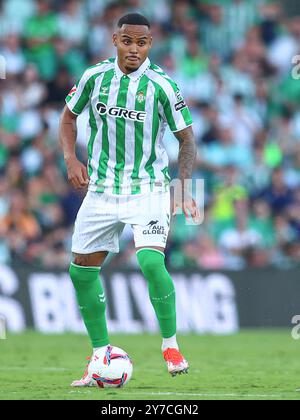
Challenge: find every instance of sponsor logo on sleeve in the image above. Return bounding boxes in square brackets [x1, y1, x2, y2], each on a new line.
[175, 100, 187, 112]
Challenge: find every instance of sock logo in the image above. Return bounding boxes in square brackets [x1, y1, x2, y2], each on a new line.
[98, 293, 106, 303]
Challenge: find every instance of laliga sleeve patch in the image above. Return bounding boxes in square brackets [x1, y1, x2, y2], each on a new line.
[68, 85, 77, 98]
[174, 100, 187, 111]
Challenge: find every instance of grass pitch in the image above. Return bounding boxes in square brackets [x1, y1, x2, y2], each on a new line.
[0, 330, 299, 400]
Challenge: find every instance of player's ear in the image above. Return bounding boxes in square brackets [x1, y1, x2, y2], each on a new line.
[112, 33, 118, 47]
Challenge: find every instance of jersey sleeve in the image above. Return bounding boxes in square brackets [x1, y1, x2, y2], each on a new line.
[65, 70, 94, 115]
[159, 80, 193, 132]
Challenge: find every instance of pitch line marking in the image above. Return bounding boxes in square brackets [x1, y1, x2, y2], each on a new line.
[0, 367, 70, 372]
[120, 391, 295, 398]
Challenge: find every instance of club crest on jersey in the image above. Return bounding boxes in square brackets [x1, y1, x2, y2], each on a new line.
[96, 102, 147, 122]
[136, 91, 145, 103]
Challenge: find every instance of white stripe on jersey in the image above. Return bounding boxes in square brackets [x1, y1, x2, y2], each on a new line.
[89, 73, 105, 185]
[102, 76, 120, 190]
[123, 78, 140, 186]
[138, 80, 156, 185]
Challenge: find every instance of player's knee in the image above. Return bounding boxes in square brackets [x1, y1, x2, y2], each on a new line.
[137, 249, 166, 278]
[73, 254, 93, 266]
[140, 260, 156, 278]
[69, 261, 100, 287]
[72, 251, 108, 267]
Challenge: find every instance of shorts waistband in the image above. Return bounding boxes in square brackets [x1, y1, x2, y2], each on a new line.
[88, 182, 170, 195]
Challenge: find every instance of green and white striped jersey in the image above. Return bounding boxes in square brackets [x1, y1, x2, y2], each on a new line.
[65, 57, 193, 195]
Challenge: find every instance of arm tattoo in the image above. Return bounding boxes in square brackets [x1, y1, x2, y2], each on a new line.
[62, 120, 77, 135]
[59, 107, 78, 161]
[174, 126, 196, 190]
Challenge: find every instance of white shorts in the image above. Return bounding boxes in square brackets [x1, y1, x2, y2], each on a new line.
[71, 189, 170, 254]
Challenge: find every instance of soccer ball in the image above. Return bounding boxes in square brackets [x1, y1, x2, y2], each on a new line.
[88, 345, 133, 388]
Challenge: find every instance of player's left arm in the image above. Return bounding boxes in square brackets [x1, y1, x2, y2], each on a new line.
[158, 77, 201, 223]
[173, 126, 201, 223]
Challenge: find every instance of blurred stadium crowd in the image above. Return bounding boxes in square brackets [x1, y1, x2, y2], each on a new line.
[1, 0, 300, 270]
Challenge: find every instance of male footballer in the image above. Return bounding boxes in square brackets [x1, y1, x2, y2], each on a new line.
[59, 13, 200, 386]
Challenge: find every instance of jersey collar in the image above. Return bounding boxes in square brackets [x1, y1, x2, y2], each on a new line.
[114, 57, 150, 82]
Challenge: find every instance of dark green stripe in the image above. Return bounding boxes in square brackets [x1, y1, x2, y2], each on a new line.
[86, 73, 106, 176]
[149, 64, 193, 129]
[145, 81, 160, 188]
[113, 76, 130, 194]
[71, 72, 101, 115]
[67, 60, 115, 114]
[87, 98, 98, 177]
[162, 166, 171, 191]
[158, 87, 177, 131]
[131, 75, 149, 194]
[95, 69, 115, 192]
[163, 77, 193, 127]
[72, 79, 90, 115]
[180, 105, 193, 126]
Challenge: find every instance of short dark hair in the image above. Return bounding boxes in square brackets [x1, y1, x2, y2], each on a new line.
[117, 13, 150, 29]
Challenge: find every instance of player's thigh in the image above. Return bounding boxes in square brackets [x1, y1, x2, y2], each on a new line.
[72, 251, 109, 267]
[72, 191, 124, 255]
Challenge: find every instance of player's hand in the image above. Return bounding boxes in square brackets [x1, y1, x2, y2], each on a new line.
[172, 194, 201, 224]
[65, 156, 89, 189]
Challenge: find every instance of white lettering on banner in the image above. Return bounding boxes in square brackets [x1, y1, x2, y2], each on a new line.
[106, 272, 239, 334]
[190, 274, 213, 331]
[206, 273, 239, 334]
[128, 274, 158, 332]
[174, 274, 206, 333]
[291, 315, 300, 340]
[292, 55, 300, 80]
[29, 273, 66, 333]
[107, 273, 144, 333]
[0, 265, 25, 332]
[0, 315, 6, 339]
[173, 274, 238, 334]
[3, 268, 239, 334]
[0, 55, 6, 79]
[58, 275, 85, 333]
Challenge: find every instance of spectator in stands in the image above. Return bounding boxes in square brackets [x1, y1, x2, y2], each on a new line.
[257, 167, 294, 215]
[0, 0, 299, 270]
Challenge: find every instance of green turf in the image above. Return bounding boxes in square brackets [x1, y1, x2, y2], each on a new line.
[0, 330, 300, 400]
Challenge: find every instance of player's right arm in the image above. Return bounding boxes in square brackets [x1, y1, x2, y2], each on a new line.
[59, 68, 96, 189]
[59, 106, 89, 189]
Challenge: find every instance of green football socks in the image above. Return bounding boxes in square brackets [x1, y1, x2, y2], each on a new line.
[69, 249, 177, 346]
[136, 248, 176, 338]
[69, 263, 109, 348]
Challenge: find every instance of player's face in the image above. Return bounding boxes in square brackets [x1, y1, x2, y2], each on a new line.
[113, 24, 152, 73]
